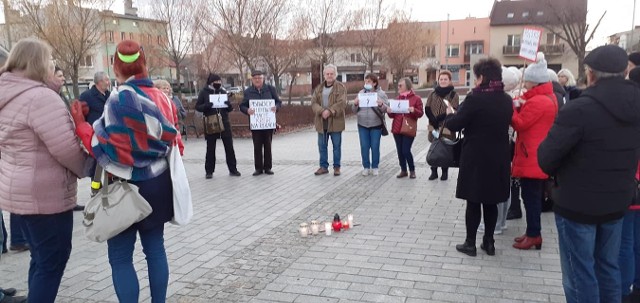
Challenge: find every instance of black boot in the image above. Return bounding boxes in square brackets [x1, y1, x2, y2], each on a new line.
[481, 237, 496, 256]
[507, 178, 522, 220]
[440, 167, 449, 181]
[455, 240, 477, 256]
[428, 167, 438, 180]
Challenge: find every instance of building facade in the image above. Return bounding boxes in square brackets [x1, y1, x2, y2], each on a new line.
[438, 17, 491, 86]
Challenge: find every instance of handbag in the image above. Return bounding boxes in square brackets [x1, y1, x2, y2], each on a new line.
[168, 146, 193, 225]
[399, 115, 417, 137]
[83, 167, 153, 242]
[204, 112, 225, 134]
[426, 124, 463, 168]
[372, 107, 389, 136]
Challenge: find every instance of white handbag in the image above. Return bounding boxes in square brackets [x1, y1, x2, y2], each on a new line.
[83, 167, 153, 242]
[169, 146, 193, 225]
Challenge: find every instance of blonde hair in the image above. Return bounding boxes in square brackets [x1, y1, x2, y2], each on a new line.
[557, 69, 577, 86]
[2, 38, 53, 83]
[153, 79, 171, 89]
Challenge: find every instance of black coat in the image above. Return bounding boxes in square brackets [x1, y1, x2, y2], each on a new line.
[538, 77, 640, 224]
[195, 86, 233, 139]
[445, 90, 513, 204]
[551, 81, 566, 110]
[79, 85, 110, 125]
[239, 84, 282, 129]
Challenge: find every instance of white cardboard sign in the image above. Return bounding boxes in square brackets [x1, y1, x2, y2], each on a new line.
[358, 93, 378, 107]
[209, 94, 228, 108]
[249, 99, 276, 130]
[519, 27, 543, 62]
[390, 100, 409, 113]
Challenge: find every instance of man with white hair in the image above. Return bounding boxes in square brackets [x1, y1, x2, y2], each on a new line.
[311, 64, 347, 176]
[79, 71, 111, 125]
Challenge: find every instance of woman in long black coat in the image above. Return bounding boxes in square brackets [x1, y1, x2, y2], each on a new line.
[444, 57, 513, 257]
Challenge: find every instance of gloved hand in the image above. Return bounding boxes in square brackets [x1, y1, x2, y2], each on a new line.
[70, 100, 87, 125]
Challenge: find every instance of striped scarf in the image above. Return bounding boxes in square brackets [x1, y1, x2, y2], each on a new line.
[92, 78, 177, 181]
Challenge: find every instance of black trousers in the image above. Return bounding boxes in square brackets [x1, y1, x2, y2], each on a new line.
[466, 201, 498, 245]
[205, 132, 238, 174]
[252, 130, 273, 172]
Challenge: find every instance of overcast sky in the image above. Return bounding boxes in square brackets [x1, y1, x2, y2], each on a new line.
[0, 0, 631, 49]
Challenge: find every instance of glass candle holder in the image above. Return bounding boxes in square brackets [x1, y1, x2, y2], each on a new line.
[299, 223, 309, 238]
[347, 214, 354, 226]
[310, 220, 320, 235]
[324, 222, 332, 235]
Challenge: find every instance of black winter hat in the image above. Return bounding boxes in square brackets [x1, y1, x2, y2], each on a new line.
[207, 73, 221, 84]
[584, 45, 628, 73]
[629, 52, 640, 66]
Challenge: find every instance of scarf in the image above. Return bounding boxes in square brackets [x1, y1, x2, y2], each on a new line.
[92, 77, 177, 181]
[434, 85, 454, 98]
[472, 80, 505, 94]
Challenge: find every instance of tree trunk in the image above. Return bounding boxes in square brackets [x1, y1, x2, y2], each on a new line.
[577, 54, 586, 85]
[72, 65, 80, 98]
[273, 74, 281, 94]
[175, 62, 182, 99]
[287, 73, 297, 105]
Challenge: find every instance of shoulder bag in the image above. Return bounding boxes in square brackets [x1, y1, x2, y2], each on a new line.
[426, 122, 463, 168]
[203, 110, 225, 134]
[399, 114, 417, 137]
[372, 107, 389, 136]
[83, 167, 153, 242]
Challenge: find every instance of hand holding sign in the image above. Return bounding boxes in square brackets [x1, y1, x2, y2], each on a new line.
[209, 94, 228, 108]
[249, 99, 276, 130]
[358, 93, 377, 107]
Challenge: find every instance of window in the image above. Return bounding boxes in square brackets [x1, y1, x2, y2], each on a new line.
[451, 71, 460, 83]
[120, 32, 125, 41]
[507, 34, 521, 46]
[350, 53, 362, 63]
[157, 35, 162, 44]
[147, 34, 152, 43]
[80, 55, 92, 67]
[547, 33, 559, 45]
[466, 43, 484, 55]
[129, 32, 134, 40]
[507, 13, 514, 18]
[374, 52, 382, 62]
[109, 55, 114, 65]
[107, 31, 114, 42]
[537, 11, 544, 16]
[132, 21, 138, 27]
[522, 12, 529, 18]
[424, 45, 436, 58]
[446, 44, 459, 57]
[112, 19, 118, 25]
[346, 74, 365, 82]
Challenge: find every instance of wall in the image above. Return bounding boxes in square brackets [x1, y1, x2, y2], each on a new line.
[439, 17, 491, 86]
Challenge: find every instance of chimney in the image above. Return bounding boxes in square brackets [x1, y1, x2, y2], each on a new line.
[124, 0, 138, 16]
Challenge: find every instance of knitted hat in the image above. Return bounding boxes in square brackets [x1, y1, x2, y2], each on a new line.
[207, 73, 221, 84]
[524, 52, 549, 83]
[501, 66, 519, 91]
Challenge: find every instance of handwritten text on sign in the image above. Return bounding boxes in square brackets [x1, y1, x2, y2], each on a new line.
[519, 27, 542, 62]
[358, 93, 378, 107]
[249, 99, 276, 130]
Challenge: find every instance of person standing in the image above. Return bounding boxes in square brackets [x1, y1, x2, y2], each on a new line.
[79, 71, 111, 125]
[445, 58, 512, 257]
[384, 78, 423, 179]
[557, 69, 580, 101]
[511, 53, 558, 250]
[0, 38, 91, 303]
[240, 70, 282, 176]
[539, 45, 640, 303]
[195, 74, 241, 178]
[154, 79, 186, 122]
[311, 64, 347, 176]
[425, 70, 459, 181]
[352, 73, 388, 176]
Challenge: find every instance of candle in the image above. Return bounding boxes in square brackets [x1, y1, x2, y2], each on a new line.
[310, 220, 320, 235]
[299, 223, 309, 238]
[342, 219, 349, 229]
[347, 214, 354, 226]
[324, 222, 332, 235]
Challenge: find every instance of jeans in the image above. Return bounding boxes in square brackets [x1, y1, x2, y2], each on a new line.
[620, 211, 640, 296]
[205, 132, 238, 174]
[251, 130, 273, 172]
[358, 126, 382, 169]
[521, 178, 544, 237]
[107, 224, 168, 303]
[318, 132, 342, 169]
[20, 210, 73, 303]
[10, 213, 28, 246]
[393, 134, 415, 172]
[556, 214, 623, 303]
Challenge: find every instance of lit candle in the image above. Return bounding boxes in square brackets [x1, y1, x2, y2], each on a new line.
[342, 219, 349, 229]
[324, 222, 332, 235]
[347, 214, 354, 226]
[299, 223, 309, 238]
[310, 220, 320, 235]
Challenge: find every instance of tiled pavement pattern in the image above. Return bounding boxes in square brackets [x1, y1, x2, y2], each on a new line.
[0, 115, 565, 302]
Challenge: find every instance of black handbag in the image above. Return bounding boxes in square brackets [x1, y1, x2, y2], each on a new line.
[426, 123, 463, 168]
[372, 107, 389, 136]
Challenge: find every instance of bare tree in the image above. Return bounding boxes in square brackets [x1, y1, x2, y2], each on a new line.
[353, 0, 388, 74]
[17, 0, 112, 97]
[534, 0, 605, 82]
[148, 0, 205, 97]
[197, 31, 233, 76]
[381, 12, 430, 91]
[303, 0, 353, 67]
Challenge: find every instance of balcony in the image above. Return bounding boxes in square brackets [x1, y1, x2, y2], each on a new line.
[503, 44, 566, 57]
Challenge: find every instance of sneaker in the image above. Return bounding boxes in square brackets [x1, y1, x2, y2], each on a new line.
[372, 169, 379, 176]
[361, 169, 369, 176]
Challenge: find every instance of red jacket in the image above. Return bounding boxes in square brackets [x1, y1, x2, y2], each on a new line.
[387, 91, 424, 134]
[511, 82, 557, 179]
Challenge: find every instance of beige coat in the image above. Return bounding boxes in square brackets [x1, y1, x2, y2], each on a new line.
[0, 72, 90, 215]
[311, 81, 347, 133]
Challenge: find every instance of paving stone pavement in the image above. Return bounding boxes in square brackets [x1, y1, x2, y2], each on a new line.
[0, 115, 565, 302]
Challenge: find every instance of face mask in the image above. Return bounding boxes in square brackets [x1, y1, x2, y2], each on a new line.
[212, 83, 222, 89]
[364, 84, 373, 91]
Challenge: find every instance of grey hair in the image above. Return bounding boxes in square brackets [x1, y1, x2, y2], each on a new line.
[94, 71, 107, 83]
[557, 68, 577, 86]
[400, 77, 413, 90]
[324, 64, 338, 75]
[587, 65, 625, 81]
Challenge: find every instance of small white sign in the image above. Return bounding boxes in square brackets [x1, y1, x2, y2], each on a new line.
[390, 100, 409, 113]
[358, 93, 378, 107]
[249, 99, 276, 130]
[209, 94, 228, 108]
[519, 27, 543, 62]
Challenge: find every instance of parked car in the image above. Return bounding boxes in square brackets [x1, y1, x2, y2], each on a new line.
[227, 86, 243, 94]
